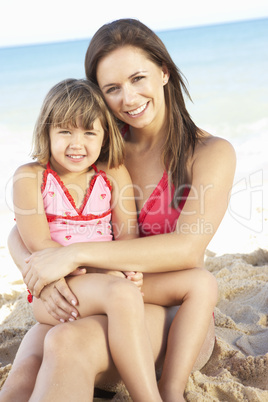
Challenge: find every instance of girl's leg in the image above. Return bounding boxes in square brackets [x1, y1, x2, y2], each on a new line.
[142, 268, 218, 401]
[0, 324, 51, 402]
[31, 274, 161, 402]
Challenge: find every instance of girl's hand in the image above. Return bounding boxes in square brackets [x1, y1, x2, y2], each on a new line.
[102, 269, 126, 278]
[39, 278, 80, 322]
[24, 247, 80, 297]
[124, 271, 143, 291]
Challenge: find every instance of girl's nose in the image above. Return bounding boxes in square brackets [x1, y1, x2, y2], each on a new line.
[69, 134, 84, 149]
[69, 143, 83, 149]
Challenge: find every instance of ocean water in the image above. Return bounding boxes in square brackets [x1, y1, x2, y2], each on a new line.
[0, 17, 267, 244]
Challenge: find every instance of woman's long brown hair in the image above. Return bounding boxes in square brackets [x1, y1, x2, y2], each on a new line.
[85, 18, 202, 205]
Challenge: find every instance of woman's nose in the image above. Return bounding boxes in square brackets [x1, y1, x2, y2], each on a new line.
[122, 85, 136, 106]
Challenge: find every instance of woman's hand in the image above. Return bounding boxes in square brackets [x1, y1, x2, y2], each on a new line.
[24, 246, 81, 297]
[39, 278, 80, 322]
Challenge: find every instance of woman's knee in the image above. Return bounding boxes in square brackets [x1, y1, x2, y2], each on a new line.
[43, 323, 78, 358]
[190, 268, 218, 306]
[43, 319, 110, 366]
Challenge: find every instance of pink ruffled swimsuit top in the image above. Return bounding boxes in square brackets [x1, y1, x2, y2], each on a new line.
[42, 163, 113, 245]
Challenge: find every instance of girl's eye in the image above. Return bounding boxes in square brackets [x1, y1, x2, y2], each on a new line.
[59, 130, 71, 135]
[85, 131, 95, 136]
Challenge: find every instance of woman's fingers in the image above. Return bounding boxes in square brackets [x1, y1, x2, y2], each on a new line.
[55, 278, 79, 311]
[24, 247, 76, 297]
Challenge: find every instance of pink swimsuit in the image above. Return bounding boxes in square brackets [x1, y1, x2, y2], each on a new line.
[42, 163, 113, 245]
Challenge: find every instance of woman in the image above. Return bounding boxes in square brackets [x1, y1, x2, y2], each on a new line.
[1, 19, 236, 401]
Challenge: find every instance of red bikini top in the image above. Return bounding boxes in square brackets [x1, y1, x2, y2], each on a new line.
[121, 125, 190, 237]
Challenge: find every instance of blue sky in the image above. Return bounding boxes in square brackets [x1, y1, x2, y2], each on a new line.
[1, 0, 268, 47]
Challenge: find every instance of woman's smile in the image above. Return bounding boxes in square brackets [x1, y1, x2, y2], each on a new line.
[126, 101, 149, 117]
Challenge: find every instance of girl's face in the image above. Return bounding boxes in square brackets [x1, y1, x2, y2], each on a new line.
[49, 118, 105, 175]
[96, 46, 169, 131]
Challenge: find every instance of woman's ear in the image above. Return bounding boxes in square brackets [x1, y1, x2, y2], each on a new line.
[162, 64, 170, 86]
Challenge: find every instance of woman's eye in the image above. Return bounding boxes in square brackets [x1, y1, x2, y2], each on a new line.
[133, 76, 144, 83]
[106, 86, 119, 94]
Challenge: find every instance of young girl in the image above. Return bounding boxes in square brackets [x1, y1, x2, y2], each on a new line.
[12, 78, 162, 402]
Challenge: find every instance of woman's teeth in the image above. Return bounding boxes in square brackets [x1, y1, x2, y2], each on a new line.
[127, 103, 147, 116]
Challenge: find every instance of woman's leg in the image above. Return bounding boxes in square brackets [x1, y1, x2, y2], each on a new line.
[31, 274, 161, 402]
[28, 303, 175, 402]
[0, 297, 215, 402]
[0, 324, 51, 402]
[142, 268, 218, 401]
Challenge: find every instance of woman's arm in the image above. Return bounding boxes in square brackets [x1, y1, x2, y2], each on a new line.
[72, 137, 236, 270]
[24, 137, 236, 296]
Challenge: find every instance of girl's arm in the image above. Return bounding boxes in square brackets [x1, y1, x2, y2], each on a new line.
[25, 137, 236, 296]
[12, 163, 85, 318]
[13, 163, 61, 253]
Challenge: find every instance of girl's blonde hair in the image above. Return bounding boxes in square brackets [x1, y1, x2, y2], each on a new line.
[32, 78, 124, 167]
[85, 19, 203, 203]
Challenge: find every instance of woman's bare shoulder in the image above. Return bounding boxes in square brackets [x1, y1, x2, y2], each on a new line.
[187, 131, 236, 184]
[195, 131, 236, 164]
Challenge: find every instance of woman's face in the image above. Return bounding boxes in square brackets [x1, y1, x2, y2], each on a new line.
[96, 46, 169, 131]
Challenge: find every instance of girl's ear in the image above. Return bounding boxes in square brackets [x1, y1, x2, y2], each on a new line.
[162, 64, 170, 86]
